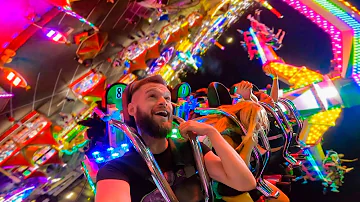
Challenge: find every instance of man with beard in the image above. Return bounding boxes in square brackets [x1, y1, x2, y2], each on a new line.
[95, 75, 256, 202]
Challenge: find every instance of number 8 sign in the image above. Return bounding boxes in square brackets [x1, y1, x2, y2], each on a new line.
[116, 87, 123, 99]
[106, 83, 128, 111]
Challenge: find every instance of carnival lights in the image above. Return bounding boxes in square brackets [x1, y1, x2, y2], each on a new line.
[282, 0, 360, 86]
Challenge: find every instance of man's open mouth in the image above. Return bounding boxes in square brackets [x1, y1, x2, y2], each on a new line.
[154, 111, 169, 117]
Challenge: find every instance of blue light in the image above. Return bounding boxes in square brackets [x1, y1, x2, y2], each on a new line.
[121, 143, 129, 152]
[95, 157, 105, 163]
[111, 153, 120, 158]
[92, 151, 100, 156]
[107, 147, 114, 152]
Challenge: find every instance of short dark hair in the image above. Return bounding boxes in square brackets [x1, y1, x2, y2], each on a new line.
[122, 75, 167, 129]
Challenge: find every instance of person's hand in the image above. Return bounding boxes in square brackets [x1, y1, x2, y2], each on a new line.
[264, 66, 278, 79]
[177, 119, 218, 139]
[234, 81, 253, 100]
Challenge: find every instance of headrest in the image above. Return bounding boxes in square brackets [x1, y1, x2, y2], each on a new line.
[207, 82, 232, 108]
[171, 82, 192, 103]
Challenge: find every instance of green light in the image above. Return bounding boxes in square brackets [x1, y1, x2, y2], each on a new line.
[81, 162, 97, 193]
[61, 140, 89, 155]
[312, 0, 360, 76]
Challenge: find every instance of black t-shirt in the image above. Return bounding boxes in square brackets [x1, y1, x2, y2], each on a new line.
[96, 138, 211, 202]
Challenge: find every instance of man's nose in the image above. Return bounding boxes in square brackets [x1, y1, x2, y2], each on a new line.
[157, 96, 168, 106]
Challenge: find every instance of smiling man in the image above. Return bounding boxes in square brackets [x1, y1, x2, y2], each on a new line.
[95, 75, 256, 202]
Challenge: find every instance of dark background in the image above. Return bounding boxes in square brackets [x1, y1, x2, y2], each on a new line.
[184, 1, 360, 201]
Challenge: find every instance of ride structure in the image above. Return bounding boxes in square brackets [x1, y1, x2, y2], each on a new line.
[1, 0, 360, 201]
[240, 1, 360, 193]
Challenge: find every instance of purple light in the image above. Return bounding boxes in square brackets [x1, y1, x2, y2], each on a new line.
[0, 93, 14, 98]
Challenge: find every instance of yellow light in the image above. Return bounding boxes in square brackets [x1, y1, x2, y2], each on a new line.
[66, 192, 74, 199]
[226, 37, 233, 44]
[265, 62, 324, 89]
[305, 108, 342, 145]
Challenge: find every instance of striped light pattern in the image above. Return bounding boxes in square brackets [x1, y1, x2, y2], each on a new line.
[282, 0, 344, 73]
[312, 0, 360, 78]
[283, 0, 360, 86]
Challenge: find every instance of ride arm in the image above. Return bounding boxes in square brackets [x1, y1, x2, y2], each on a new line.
[204, 128, 257, 191]
[95, 180, 131, 202]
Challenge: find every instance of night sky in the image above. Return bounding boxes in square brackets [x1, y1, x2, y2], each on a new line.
[185, 0, 333, 90]
[185, 1, 360, 201]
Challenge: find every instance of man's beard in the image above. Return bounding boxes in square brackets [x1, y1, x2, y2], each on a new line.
[135, 108, 172, 139]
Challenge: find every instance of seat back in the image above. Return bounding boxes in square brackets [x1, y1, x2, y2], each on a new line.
[207, 82, 232, 108]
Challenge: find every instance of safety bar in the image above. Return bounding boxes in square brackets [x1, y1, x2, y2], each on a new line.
[110, 119, 179, 202]
[174, 117, 213, 202]
[96, 106, 213, 201]
[193, 107, 278, 198]
[259, 103, 301, 167]
[278, 98, 304, 145]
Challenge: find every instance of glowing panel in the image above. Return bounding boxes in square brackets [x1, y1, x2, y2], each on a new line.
[282, 0, 360, 85]
[264, 61, 323, 89]
[300, 108, 342, 145]
[312, 0, 360, 76]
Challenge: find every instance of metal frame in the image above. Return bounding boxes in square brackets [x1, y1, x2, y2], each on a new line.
[259, 102, 301, 167]
[192, 107, 279, 199]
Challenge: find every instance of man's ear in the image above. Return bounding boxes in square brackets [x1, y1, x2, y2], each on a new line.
[128, 103, 136, 116]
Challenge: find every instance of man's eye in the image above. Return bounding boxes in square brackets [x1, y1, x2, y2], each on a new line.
[165, 97, 171, 101]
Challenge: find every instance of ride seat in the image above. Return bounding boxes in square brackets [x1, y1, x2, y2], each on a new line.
[206, 82, 279, 199]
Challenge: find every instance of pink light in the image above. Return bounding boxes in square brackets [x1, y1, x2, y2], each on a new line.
[282, 0, 343, 72]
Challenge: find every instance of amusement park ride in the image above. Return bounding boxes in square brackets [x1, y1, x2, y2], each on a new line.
[1, 0, 360, 201]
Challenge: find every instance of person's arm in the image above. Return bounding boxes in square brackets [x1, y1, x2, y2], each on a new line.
[179, 121, 256, 191]
[95, 163, 131, 202]
[96, 180, 131, 202]
[266, 67, 279, 103]
[204, 128, 257, 191]
[270, 77, 279, 103]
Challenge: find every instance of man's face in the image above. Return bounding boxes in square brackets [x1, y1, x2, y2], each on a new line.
[128, 83, 173, 138]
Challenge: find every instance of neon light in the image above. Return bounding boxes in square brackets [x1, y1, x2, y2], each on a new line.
[304, 149, 325, 180]
[81, 162, 96, 193]
[13, 77, 21, 86]
[52, 33, 63, 42]
[249, 28, 267, 64]
[61, 7, 98, 31]
[283, 0, 360, 86]
[312, 0, 360, 76]
[46, 30, 56, 38]
[6, 72, 15, 81]
[4, 186, 35, 202]
[0, 93, 13, 98]
[282, 0, 343, 73]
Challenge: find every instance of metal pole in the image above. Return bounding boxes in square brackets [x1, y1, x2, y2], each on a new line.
[32, 72, 41, 111]
[48, 69, 63, 116]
